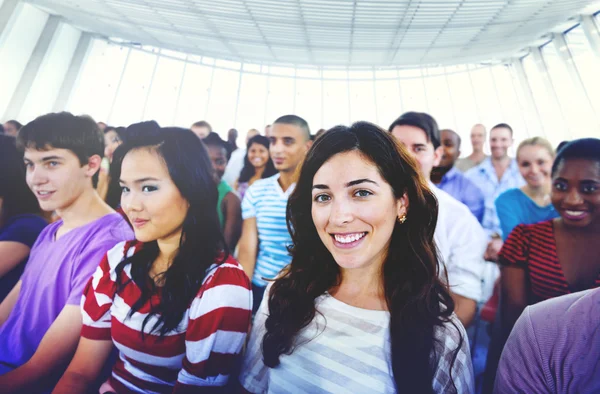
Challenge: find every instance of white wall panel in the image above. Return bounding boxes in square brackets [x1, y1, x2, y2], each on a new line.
[0, 3, 47, 118]
[19, 22, 81, 123]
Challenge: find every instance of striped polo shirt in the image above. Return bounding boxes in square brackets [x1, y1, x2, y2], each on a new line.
[241, 173, 294, 287]
[81, 241, 252, 393]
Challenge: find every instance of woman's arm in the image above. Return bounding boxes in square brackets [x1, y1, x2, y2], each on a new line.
[222, 192, 242, 250]
[52, 337, 114, 394]
[499, 265, 528, 339]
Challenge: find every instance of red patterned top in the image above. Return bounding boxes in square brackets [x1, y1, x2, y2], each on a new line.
[81, 241, 252, 393]
[499, 220, 600, 303]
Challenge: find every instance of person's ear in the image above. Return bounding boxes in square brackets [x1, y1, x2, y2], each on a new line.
[433, 146, 443, 167]
[85, 154, 102, 177]
[396, 193, 409, 222]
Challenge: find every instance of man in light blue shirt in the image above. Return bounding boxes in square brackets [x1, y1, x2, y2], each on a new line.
[465, 123, 524, 260]
[238, 115, 312, 312]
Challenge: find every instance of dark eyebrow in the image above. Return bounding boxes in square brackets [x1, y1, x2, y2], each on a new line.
[119, 177, 160, 184]
[41, 156, 63, 162]
[312, 178, 378, 190]
[413, 143, 427, 148]
[346, 178, 378, 187]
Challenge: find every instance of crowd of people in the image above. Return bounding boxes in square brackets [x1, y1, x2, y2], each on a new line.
[0, 112, 598, 394]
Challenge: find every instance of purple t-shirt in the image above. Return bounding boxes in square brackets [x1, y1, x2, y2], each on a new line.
[0, 212, 133, 371]
[495, 288, 600, 393]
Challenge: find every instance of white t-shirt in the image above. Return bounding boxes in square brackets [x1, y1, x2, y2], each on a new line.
[240, 287, 474, 394]
[223, 147, 246, 187]
[430, 183, 488, 303]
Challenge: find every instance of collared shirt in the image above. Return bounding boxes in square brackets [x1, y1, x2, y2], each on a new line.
[465, 158, 525, 238]
[437, 167, 485, 223]
[430, 183, 488, 303]
[241, 173, 295, 287]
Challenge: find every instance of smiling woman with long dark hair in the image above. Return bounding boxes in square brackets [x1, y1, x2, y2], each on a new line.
[239, 122, 473, 394]
[53, 126, 252, 394]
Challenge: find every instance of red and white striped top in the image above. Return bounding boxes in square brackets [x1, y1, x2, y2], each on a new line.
[81, 241, 252, 393]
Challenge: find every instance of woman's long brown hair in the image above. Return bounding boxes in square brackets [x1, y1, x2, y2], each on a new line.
[262, 121, 463, 393]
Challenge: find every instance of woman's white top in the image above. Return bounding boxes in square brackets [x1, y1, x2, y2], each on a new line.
[239, 287, 474, 394]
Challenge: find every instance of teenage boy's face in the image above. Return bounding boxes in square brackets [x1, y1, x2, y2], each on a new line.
[23, 148, 98, 212]
[390, 125, 442, 180]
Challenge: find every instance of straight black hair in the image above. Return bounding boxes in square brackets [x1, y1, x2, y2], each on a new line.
[111, 125, 228, 336]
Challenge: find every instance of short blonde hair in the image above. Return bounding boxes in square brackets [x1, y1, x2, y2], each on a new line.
[516, 137, 555, 161]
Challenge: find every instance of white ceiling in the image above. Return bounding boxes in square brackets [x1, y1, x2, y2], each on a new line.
[26, 0, 600, 67]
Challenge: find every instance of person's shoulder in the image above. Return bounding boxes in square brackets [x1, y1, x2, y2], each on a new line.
[91, 212, 135, 239]
[5, 213, 48, 228]
[496, 188, 523, 203]
[2, 214, 48, 234]
[464, 158, 490, 177]
[104, 240, 142, 269]
[434, 185, 472, 214]
[199, 254, 251, 296]
[523, 288, 600, 355]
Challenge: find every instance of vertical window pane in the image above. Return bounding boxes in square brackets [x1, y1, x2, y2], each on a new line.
[68, 41, 129, 122]
[469, 67, 503, 131]
[375, 79, 401, 129]
[446, 68, 479, 139]
[542, 42, 595, 140]
[295, 78, 323, 131]
[423, 71, 455, 131]
[521, 55, 565, 146]
[265, 76, 295, 125]
[237, 73, 268, 133]
[206, 68, 240, 136]
[109, 49, 157, 126]
[174, 63, 213, 128]
[398, 78, 427, 112]
[144, 56, 186, 127]
[565, 25, 600, 118]
[323, 79, 350, 128]
[349, 79, 376, 124]
[491, 65, 530, 143]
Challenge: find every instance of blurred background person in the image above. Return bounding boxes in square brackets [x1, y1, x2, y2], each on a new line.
[495, 137, 558, 241]
[203, 133, 242, 250]
[0, 135, 47, 303]
[457, 124, 488, 172]
[235, 135, 277, 200]
[3, 120, 22, 137]
[431, 128, 485, 222]
[223, 128, 260, 187]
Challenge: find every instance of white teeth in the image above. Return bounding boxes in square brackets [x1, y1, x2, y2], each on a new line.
[566, 210, 585, 217]
[334, 233, 366, 244]
[38, 191, 51, 195]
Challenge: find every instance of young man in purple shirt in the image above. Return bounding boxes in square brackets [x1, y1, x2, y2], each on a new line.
[0, 112, 134, 393]
[495, 288, 600, 393]
[431, 128, 485, 223]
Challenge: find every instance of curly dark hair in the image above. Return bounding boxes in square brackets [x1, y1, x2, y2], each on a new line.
[262, 121, 463, 393]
